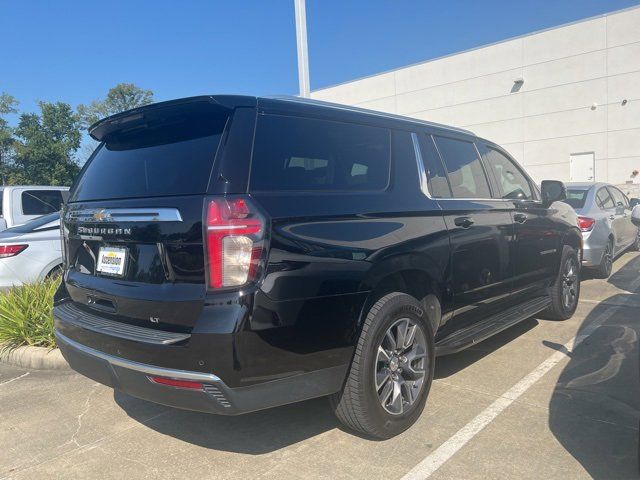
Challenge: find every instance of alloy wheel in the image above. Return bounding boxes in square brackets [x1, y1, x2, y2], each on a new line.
[603, 241, 613, 276]
[375, 318, 427, 415]
[562, 256, 579, 310]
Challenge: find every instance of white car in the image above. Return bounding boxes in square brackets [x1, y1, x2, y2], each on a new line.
[0, 186, 69, 231]
[0, 213, 62, 289]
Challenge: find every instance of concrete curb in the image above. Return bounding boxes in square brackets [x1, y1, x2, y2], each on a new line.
[0, 345, 70, 371]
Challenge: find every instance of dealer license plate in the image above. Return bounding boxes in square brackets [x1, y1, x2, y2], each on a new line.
[96, 246, 127, 277]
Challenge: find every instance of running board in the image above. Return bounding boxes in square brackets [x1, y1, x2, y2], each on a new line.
[435, 296, 551, 356]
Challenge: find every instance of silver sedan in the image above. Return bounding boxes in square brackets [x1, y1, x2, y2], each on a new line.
[564, 182, 640, 278]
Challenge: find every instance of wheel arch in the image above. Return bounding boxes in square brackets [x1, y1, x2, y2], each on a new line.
[357, 255, 445, 336]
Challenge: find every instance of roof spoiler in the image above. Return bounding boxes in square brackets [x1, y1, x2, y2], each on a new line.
[88, 95, 256, 142]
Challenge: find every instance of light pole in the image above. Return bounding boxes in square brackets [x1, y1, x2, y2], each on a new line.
[294, 0, 310, 98]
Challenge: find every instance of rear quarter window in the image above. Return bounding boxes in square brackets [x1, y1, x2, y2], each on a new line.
[250, 115, 390, 192]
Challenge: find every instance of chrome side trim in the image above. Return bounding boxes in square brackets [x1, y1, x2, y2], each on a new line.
[55, 332, 222, 383]
[67, 208, 183, 223]
[411, 132, 432, 199]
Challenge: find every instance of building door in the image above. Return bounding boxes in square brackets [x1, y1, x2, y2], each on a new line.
[569, 152, 595, 182]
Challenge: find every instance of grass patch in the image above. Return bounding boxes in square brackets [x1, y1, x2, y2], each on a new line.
[0, 278, 59, 352]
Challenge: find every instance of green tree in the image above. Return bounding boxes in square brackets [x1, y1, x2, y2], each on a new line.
[77, 83, 154, 127]
[10, 102, 81, 186]
[0, 93, 19, 183]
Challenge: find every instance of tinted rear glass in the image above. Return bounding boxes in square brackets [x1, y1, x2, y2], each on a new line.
[22, 190, 64, 215]
[71, 112, 227, 202]
[563, 189, 589, 209]
[251, 115, 390, 192]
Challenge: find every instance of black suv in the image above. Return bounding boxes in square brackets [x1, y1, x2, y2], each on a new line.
[55, 95, 582, 439]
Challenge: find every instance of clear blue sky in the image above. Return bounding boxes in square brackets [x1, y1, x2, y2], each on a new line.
[1, 0, 639, 119]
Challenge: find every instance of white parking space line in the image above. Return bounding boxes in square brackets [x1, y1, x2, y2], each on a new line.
[0, 372, 29, 387]
[402, 306, 620, 480]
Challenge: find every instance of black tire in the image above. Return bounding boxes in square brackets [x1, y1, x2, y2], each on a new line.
[594, 237, 614, 279]
[330, 292, 435, 439]
[633, 230, 640, 252]
[46, 264, 63, 280]
[543, 245, 580, 320]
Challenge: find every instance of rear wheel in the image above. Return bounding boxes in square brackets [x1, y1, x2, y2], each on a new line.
[594, 238, 614, 279]
[330, 292, 435, 439]
[543, 246, 580, 320]
[46, 264, 63, 280]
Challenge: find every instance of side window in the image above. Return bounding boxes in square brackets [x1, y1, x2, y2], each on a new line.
[419, 134, 451, 198]
[251, 115, 390, 191]
[596, 188, 615, 209]
[480, 146, 533, 200]
[608, 187, 628, 208]
[433, 136, 491, 199]
[21, 190, 64, 215]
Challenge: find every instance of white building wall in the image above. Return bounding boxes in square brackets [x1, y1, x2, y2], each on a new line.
[311, 6, 640, 194]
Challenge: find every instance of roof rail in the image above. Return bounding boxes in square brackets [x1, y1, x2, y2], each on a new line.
[266, 95, 474, 135]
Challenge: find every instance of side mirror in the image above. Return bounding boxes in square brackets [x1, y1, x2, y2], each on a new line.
[632, 205, 640, 227]
[630, 198, 640, 208]
[541, 180, 567, 208]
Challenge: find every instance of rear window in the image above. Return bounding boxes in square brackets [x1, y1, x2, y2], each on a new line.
[563, 189, 589, 209]
[250, 115, 390, 192]
[22, 190, 64, 215]
[433, 136, 491, 199]
[71, 112, 227, 202]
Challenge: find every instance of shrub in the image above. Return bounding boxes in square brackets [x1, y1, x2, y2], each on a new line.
[0, 278, 59, 351]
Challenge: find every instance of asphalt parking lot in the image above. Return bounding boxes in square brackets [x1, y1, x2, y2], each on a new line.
[1, 252, 639, 480]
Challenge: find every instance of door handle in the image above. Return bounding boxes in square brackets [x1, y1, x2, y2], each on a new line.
[514, 213, 528, 224]
[609, 214, 616, 220]
[454, 216, 474, 228]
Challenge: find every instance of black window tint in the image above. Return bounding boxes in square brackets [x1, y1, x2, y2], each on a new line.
[71, 112, 228, 202]
[433, 136, 491, 199]
[596, 188, 615, 209]
[420, 135, 451, 198]
[251, 115, 390, 191]
[608, 187, 628, 208]
[481, 146, 532, 200]
[564, 189, 589, 209]
[22, 190, 64, 215]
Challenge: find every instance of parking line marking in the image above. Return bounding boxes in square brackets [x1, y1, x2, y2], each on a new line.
[402, 307, 619, 480]
[0, 372, 29, 387]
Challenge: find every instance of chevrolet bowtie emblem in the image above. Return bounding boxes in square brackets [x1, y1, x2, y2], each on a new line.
[92, 210, 110, 221]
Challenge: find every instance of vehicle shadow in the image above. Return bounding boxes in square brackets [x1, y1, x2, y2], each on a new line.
[606, 252, 640, 293]
[115, 390, 339, 454]
[547, 291, 640, 478]
[435, 317, 538, 379]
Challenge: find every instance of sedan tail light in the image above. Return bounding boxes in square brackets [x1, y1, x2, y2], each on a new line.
[204, 196, 267, 289]
[0, 244, 28, 258]
[577, 216, 595, 232]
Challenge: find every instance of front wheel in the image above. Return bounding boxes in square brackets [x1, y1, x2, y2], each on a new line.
[330, 292, 435, 439]
[543, 246, 580, 320]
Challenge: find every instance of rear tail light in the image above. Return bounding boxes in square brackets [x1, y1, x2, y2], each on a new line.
[148, 376, 203, 390]
[0, 244, 28, 258]
[204, 196, 266, 289]
[577, 216, 595, 232]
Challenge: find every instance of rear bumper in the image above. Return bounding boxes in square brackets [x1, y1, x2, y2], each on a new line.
[55, 331, 347, 415]
[582, 241, 605, 267]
